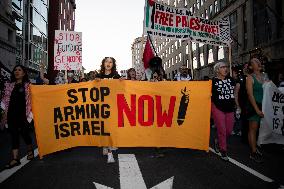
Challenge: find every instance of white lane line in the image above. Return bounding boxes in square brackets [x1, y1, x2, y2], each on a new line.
[209, 147, 274, 182]
[0, 148, 38, 183]
[118, 154, 147, 189]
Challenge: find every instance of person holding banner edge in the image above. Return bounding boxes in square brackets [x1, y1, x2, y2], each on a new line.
[1, 65, 34, 169]
[246, 57, 269, 163]
[95, 57, 121, 163]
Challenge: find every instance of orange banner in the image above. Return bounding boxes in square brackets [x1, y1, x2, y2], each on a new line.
[31, 80, 211, 158]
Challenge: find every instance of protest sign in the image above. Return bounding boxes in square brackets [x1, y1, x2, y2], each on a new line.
[259, 82, 284, 145]
[54, 30, 82, 70]
[31, 80, 211, 158]
[144, 0, 231, 46]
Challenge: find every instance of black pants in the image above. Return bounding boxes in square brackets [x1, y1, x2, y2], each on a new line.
[8, 118, 32, 149]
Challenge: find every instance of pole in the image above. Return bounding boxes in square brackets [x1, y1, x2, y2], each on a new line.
[187, 40, 194, 80]
[228, 45, 232, 77]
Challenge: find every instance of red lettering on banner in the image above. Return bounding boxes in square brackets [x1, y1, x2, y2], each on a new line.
[117, 94, 136, 127]
[138, 95, 154, 126]
[117, 94, 177, 128]
[182, 16, 188, 27]
[190, 18, 200, 30]
[156, 96, 176, 127]
[155, 10, 175, 27]
[176, 16, 181, 27]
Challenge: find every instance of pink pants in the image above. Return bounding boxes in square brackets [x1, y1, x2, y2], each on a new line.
[211, 103, 235, 152]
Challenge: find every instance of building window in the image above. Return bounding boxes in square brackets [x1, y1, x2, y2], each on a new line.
[197, 0, 200, 9]
[179, 53, 182, 62]
[201, 0, 203, 6]
[175, 55, 178, 64]
[230, 11, 238, 55]
[186, 44, 189, 54]
[205, 9, 208, 19]
[200, 53, 204, 66]
[193, 57, 197, 69]
[185, 0, 187, 7]
[61, 2, 63, 14]
[208, 49, 214, 64]
[220, 0, 227, 9]
[214, 0, 219, 13]
[192, 42, 196, 51]
[218, 46, 225, 60]
[209, 4, 213, 17]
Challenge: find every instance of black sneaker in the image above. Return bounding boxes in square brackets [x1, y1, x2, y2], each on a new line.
[256, 147, 263, 156]
[214, 138, 220, 153]
[250, 152, 264, 163]
[220, 151, 229, 161]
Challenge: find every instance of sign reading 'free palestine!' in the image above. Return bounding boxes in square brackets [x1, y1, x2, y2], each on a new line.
[144, 0, 231, 46]
[31, 80, 211, 158]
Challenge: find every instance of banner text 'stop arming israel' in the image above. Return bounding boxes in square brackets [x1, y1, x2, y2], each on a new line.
[144, 0, 231, 46]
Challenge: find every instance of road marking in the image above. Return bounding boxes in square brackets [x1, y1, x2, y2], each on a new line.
[0, 148, 38, 183]
[209, 147, 274, 182]
[93, 154, 174, 189]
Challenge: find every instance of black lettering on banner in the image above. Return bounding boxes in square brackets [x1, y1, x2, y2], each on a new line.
[83, 121, 91, 135]
[273, 106, 280, 116]
[60, 123, 70, 138]
[86, 104, 90, 118]
[272, 92, 284, 103]
[90, 87, 100, 102]
[90, 104, 100, 118]
[54, 124, 59, 139]
[67, 89, 78, 104]
[64, 106, 75, 121]
[54, 107, 63, 123]
[273, 118, 280, 130]
[101, 121, 110, 136]
[78, 88, 89, 102]
[100, 87, 110, 102]
[91, 121, 100, 135]
[75, 105, 85, 119]
[101, 104, 110, 119]
[70, 122, 81, 136]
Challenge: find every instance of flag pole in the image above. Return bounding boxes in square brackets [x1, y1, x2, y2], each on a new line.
[147, 32, 158, 56]
[187, 40, 194, 80]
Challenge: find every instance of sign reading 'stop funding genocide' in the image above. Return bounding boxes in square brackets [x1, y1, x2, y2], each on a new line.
[144, 0, 231, 46]
[54, 30, 82, 70]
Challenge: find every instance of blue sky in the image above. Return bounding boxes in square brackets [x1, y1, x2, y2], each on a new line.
[76, 0, 146, 72]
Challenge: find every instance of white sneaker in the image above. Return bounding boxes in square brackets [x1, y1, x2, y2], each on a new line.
[102, 147, 108, 156]
[109, 147, 118, 151]
[107, 152, 115, 163]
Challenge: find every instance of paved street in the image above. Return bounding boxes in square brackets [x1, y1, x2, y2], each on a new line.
[0, 128, 283, 189]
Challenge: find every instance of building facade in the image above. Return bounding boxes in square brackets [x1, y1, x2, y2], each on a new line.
[131, 37, 146, 80]
[0, 0, 49, 81]
[136, 0, 284, 82]
[48, 0, 76, 82]
[0, 0, 18, 72]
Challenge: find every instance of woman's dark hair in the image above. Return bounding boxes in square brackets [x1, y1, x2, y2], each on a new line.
[127, 68, 136, 80]
[151, 71, 161, 81]
[99, 57, 117, 75]
[80, 78, 88, 82]
[10, 65, 30, 83]
[248, 57, 262, 74]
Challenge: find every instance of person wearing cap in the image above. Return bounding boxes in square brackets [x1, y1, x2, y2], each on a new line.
[173, 66, 192, 81]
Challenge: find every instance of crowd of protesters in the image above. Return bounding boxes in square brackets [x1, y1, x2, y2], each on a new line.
[0, 55, 282, 168]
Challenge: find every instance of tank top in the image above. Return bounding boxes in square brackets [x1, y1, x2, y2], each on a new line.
[252, 75, 263, 104]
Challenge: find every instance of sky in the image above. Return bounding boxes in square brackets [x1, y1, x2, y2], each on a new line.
[75, 0, 146, 73]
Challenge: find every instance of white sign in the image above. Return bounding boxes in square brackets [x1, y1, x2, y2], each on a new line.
[144, 0, 231, 46]
[93, 154, 174, 189]
[258, 82, 284, 145]
[54, 30, 82, 70]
